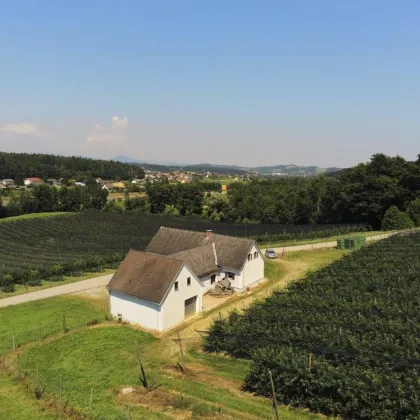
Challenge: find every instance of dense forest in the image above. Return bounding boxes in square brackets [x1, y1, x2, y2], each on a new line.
[0, 151, 145, 182]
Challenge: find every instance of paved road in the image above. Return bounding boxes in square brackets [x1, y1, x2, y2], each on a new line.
[261, 232, 396, 254]
[0, 274, 113, 308]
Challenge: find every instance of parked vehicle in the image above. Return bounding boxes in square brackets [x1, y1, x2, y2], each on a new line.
[264, 249, 277, 259]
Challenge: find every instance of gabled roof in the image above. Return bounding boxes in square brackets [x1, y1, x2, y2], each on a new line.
[108, 250, 184, 304]
[26, 177, 42, 182]
[146, 227, 254, 270]
[170, 243, 219, 277]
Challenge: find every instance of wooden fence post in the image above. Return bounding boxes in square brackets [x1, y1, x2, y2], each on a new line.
[268, 370, 280, 420]
[62, 313, 67, 333]
[89, 387, 93, 415]
[12, 327, 16, 351]
[17, 353, 21, 379]
[59, 375, 63, 409]
[176, 331, 186, 372]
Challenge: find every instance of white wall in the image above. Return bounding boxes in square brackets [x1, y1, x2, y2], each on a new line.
[219, 268, 243, 290]
[200, 271, 222, 290]
[110, 290, 162, 331]
[242, 244, 265, 288]
[161, 265, 203, 331]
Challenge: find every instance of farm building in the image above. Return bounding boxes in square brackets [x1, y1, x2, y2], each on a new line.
[108, 227, 264, 331]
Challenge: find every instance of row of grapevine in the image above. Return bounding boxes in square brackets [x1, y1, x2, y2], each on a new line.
[0, 210, 364, 290]
[204, 233, 420, 419]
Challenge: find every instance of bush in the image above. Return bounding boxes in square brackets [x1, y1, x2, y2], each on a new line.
[26, 269, 42, 286]
[49, 264, 64, 281]
[0, 274, 15, 292]
[102, 200, 123, 212]
[381, 206, 415, 230]
[407, 198, 420, 226]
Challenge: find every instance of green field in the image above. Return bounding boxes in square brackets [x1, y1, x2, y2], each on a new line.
[0, 249, 347, 419]
[0, 375, 58, 420]
[0, 295, 108, 354]
[205, 234, 420, 419]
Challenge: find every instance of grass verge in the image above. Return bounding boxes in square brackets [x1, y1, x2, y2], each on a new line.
[0, 374, 57, 419]
[0, 212, 69, 223]
[0, 295, 109, 354]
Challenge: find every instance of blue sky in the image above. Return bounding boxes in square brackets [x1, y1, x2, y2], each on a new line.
[1, 1, 419, 167]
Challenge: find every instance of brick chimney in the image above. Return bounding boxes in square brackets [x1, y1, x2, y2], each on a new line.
[206, 229, 212, 239]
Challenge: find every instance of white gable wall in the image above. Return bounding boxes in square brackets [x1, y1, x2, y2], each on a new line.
[109, 290, 162, 331]
[161, 265, 203, 330]
[242, 244, 264, 288]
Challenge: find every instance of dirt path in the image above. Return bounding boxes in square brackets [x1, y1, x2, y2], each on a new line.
[262, 232, 395, 254]
[0, 274, 113, 308]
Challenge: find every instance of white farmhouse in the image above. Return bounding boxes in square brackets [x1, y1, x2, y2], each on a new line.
[107, 227, 264, 331]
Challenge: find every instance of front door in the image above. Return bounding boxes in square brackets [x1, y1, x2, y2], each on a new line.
[184, 296, 197, 319]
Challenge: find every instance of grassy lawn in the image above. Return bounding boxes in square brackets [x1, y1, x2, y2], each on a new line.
[0, 212, 69, 223]
[0, 295, 108, 354]
[1, 248, 348, 419]
[0, 374, 58, 419]
[18, 326, 320, 420]
[0, 269, 116, 299]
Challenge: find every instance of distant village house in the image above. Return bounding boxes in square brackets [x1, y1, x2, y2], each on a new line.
[24, 177, 44, 187]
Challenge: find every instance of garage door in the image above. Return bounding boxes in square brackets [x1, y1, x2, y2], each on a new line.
[184, 296, 197, 319]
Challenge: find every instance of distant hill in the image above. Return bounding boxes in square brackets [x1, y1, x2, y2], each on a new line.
[113, 156, 182, 167]
[112, 155, 340, 177]
[181, 164, 248, 175]
[250, 164, 341, 176]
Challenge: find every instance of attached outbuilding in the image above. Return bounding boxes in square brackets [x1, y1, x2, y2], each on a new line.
[108, 251, 203, 332]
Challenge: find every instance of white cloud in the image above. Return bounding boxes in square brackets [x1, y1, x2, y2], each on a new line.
[0, 122, 54, 138]
[94, 124, 105, 131]
[86, 116, 129, 145]
[111, 116, 128, 130]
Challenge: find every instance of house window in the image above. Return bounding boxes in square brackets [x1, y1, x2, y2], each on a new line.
[175, 281, 179, 291]
[210, 274, 216, 285]
[187, 277, 191, 286]
[254, 251, 258, 258]
[226, 272, 235, 280]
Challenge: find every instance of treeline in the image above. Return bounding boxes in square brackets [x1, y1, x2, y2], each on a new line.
[0, 183, 108, 217]
[140, 154, 420, 229]
[0, 151, 145, 182]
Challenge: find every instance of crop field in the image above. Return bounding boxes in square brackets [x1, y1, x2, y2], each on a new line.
[0, 250, 344, 420]
[204, 232, 420, 419]
[0, 210, 362, 289]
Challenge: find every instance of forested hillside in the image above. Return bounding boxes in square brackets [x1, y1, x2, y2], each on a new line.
[0, 151, 144, 182]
